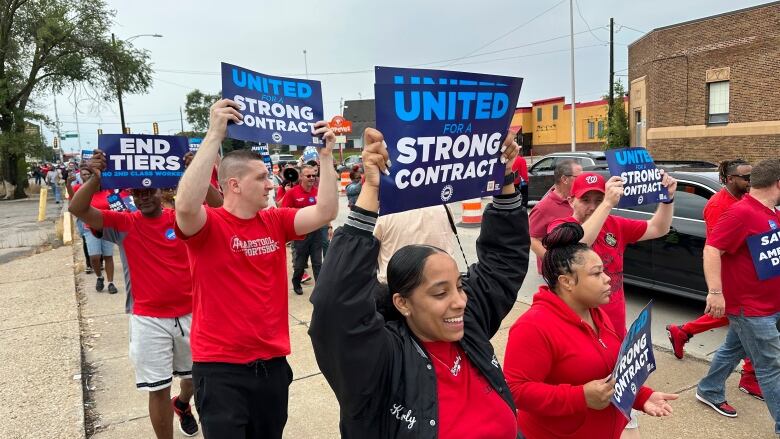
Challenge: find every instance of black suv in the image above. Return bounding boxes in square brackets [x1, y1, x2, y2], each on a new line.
[526, 151, 608, 205]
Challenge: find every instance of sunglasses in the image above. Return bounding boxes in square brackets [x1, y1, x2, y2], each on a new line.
[729, 174, 750, 181]
[303, 175, 316, 179]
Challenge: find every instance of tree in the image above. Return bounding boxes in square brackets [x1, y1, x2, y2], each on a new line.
[184, 89, 220, 133]
[0, 0, 152, 198]
[603, 80, 630, 150]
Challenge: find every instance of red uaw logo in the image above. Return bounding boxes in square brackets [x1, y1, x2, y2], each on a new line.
[586, 175, 599, 184]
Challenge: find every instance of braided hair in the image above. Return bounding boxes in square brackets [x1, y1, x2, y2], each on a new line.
[541, 223, 591, 291]
[717, 159, 748, 185]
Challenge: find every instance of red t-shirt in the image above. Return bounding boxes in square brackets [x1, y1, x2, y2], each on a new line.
[703, 188, 739, 236]
[422, 341, 517, 439]
[280, 184, 318, 209]
[100, 209, 192, 317]
[706, 194, 780, 317]
[512, 157, 529, 185]
[72, 185, 129, 211]
[549, 215, 647, 338]
[175, 207, 302, 363]
[529, 188, 573, 273]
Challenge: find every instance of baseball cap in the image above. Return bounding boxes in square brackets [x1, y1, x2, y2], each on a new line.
[570, 172, 606, 199]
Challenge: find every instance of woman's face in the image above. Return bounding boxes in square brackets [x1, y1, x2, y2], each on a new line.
[394, 253, 467, 343]
[560, 249, 612, 308]
[80, 169, 92, 181]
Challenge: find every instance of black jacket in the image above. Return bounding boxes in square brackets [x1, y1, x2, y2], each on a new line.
[309, 191, 530, 439]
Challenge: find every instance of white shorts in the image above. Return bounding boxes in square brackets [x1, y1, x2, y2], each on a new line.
[625, 409, 640, 429]
[129, 314, 193, 391]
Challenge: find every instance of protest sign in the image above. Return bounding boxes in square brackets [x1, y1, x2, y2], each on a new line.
[611, 301, 657, 419]
[250, 144, 272, 167]
[747, 229, 780, 280]
[98, 134, 189, 189]
[221, 62, 324, 147]
[605, 147, 669, 208]
[81, 149, 94, 161]
[374, 66, 523, 215]
[189, 138, 203, 152]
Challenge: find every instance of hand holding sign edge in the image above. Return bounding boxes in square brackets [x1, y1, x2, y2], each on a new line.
[206, 99, 242, 143]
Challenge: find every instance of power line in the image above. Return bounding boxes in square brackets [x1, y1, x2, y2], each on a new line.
[615, 23, 646, 34]
[574, 0, 608, 43]
[426, 43, 606, 69]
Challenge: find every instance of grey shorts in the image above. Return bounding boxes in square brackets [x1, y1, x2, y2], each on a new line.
[129, 314, 193, 391]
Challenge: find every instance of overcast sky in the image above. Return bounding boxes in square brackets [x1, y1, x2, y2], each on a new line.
[39, 0, 767, 154]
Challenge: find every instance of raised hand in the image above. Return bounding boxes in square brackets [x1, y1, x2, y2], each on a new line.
[361, 128, 390, 189]
[312, 121, 336, 158]
[207, 99, 242, 141]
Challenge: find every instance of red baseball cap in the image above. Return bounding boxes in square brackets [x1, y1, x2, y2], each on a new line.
[570, 172, 606, 198]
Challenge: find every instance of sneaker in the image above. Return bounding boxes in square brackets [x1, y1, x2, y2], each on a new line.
[301, 272, 312, 284]
[171, 396, 199, 436]
[738, 373, 764, 401]
[666, 324, 691, 359]
[107, 283, 118, 294]
[294, 287, 304, 296]
[95, 277, 105, 292]
[85, 266, 93, 274]
[696, 392, 738, 417]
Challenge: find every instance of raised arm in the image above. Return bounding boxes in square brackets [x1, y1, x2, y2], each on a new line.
[308, 128, 392, 416]
[638, 171, 677, 241]
[462, 134, 530, 337]
[183, 150, 223, 208]
[293, 121, 339, 235]
[176, 99, 241, 236]
[68, 151, 107, 231]
[581, 176, 623, 245]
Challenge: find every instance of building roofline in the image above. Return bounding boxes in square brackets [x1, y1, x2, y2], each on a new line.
[628, 1, 780, 48]
[530, 96, 565, 105]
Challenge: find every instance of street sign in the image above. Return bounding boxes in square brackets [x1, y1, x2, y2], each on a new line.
[335, 135, 347, 143]
[329, 115, 353, 134]
[65, 133, 78, 138]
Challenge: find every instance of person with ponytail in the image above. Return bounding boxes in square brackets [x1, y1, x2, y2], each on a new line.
[309, 128, 530, 439]
[503, 222, 678, 438]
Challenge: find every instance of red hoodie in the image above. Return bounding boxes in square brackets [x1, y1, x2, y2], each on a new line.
[504, 286, 653, 438]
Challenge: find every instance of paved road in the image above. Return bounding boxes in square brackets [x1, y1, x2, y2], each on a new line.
[0, 192, 64, 264]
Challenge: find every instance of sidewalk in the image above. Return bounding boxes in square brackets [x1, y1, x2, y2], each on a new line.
[0, 194, 64, 263]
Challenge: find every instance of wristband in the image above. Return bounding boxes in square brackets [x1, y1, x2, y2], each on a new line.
[661, 197, 675, 204]
[708, 290, 722, 295]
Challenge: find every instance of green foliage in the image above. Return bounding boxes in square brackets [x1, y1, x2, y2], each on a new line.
[184, 89, 221, 133]
[603, 80, 630, 150]
[0, 0, 152, 197]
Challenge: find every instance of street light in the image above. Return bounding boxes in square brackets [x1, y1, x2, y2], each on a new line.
[111, 33, 163, 134]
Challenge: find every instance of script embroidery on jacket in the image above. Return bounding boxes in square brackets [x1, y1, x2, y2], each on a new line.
[390, 403, 417, 430]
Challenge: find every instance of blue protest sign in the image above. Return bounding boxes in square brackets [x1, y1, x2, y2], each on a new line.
[302, 146, 318, 163]
[98, 134, 189, 189]
[250, 144, 272, 167]
[374, 67, 522, 215]
[81, 150, 94, 161]
[611, 301, 656, 420]
[221, 62, 324, 147]
[605, 147, 669, 208]
[747, 229, 780, 280]
[189, 138, 203, 152]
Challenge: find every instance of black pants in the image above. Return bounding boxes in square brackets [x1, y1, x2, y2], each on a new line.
[193, 358, 293, 439]
[516, 183, 529, 208]
[292, 232, 322, 289]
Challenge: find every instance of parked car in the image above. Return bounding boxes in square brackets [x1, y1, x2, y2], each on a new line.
[337, 155, 362, 173]
[270, 153, 296, 165]
[526, 151, 608, 204]
[588, 167, 721, 300]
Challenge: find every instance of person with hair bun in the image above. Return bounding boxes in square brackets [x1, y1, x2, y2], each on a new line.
[504, 222, 678, 439]
[309, 128, 529, 439]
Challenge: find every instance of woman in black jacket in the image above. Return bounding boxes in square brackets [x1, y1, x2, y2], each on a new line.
[309, 128, 530, 439]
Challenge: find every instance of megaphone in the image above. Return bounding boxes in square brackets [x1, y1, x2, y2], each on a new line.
[282, 167, 299, 184]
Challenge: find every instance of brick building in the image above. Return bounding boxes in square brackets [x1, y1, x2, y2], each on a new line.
[628, 1, 780, 163]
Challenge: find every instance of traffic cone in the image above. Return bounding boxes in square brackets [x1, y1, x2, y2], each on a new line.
[458, 199, 483, 228]
[340, 172, 350, 193]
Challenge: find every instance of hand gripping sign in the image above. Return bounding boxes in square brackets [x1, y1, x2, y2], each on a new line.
[747, 228, 780, 281]
[98, 134, 189, 189]
[221, 62, 324, 147]
[374, 66, 523, 215]
[611, 301, 657, 419]
[605, 147, 670, 208]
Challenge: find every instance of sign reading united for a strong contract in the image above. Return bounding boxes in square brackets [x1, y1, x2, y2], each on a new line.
[606, 147, 670, 208]
[612, 301, 656, 419]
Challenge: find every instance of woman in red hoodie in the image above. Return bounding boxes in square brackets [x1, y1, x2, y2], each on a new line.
[504, 222, 678, 438]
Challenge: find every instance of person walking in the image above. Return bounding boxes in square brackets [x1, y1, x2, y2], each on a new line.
[46, 165, 62, 203]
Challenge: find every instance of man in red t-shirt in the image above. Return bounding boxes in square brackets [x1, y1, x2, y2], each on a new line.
[529, 159, 582, 273]
[548, 172, 677, 338]
[69, 150, 207, 438]
[280, 164, 326, 295]
[696, 159, 780, 431]
[666, 159, 762, 399]
[174, 99, 339, 439]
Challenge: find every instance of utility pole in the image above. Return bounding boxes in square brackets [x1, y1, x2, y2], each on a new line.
[72, 84, 82, 150]
[569, 0, 576, 152]
[303, 49, 309, 79]
[112, 33, 127, 134]
[179, 106, 185, 133]
[53, 96, 63, 162]
[608, 17, 614, 131]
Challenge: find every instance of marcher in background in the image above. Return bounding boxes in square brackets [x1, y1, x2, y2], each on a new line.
[696, 158, 780, 434]
[345, 170, 362, 209]
[46, 165, 62, 203]
[666, 159, 762, 400]
[174, 99, 338, 438]
[70, 149, 204, 438]
[504, 222, 678, 438]
[528, 159, 582, 274]
[66, 164, 94, 274]
[309, 128, 528, 438]
[512, 154, 530, 208]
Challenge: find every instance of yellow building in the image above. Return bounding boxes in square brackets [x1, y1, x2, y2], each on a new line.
[510, 96, 627, 155]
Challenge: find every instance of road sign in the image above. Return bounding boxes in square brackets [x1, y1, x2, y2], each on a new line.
[329, 115, 353, 134]
[65, 133, 78, 138]
[335, 135, 347, 143]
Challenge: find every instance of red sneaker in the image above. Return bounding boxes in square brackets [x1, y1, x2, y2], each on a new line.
[738, 372, 764, 401]
[666, 324, 691, 359]
[696, 393, 738, 417]
[301, 272, 312, 284]
[171, 396, 199, 436]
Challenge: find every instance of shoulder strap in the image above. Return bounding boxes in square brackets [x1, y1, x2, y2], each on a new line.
[443, 204, 470, 267]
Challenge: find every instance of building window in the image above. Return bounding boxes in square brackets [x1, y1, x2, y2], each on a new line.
[587, 121, 595, 139]
[708, 81, 729, 124]
[597, 120, 604, 138]
[536, 107, 542, 122]
[552, 105, 558, 120]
